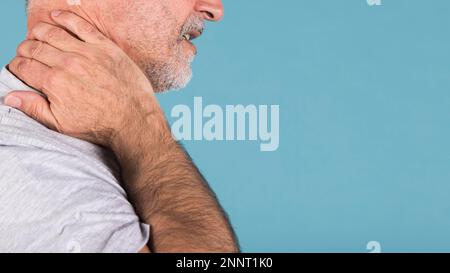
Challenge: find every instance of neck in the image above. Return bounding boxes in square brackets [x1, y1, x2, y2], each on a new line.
[26, 0, 110, 40]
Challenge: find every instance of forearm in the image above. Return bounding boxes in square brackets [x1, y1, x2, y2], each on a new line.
[111, 103, 239, 253]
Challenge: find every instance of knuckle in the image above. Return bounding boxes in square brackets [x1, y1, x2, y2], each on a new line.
[30, 41, 44, 58]
[14, 58, 31, 73]
[46, 27, 64, 42]
[30, 23, 44, 36]
[16, 40, 28, 56]
[29, 103, 42, 120]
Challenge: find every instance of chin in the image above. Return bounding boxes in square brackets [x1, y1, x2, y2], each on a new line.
[137, 41, 195, 92]
[146, 62, 193, 93]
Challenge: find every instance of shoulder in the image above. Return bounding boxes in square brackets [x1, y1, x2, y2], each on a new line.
[0, 106, 149, 253]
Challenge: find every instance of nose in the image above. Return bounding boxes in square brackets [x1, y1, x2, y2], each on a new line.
[194, 0, 224, 22]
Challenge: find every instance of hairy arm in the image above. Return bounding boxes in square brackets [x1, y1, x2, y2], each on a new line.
[112, 104, 239, 252]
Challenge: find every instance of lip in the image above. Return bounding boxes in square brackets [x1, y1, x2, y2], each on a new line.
[188, 29, 202, 41]
[183, 39, 198, 55]
[180, 28, 203, 43]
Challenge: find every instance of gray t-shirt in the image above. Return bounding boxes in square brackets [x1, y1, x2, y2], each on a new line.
[0, 67, 149, 253]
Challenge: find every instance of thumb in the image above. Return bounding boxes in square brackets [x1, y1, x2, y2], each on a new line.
[4, 91, 58, 130]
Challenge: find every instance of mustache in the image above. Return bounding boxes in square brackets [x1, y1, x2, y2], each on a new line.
[180, 14, 205, 37]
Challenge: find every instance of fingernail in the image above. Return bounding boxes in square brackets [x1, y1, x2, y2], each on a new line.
[5, 96, 22, 108]
[51, 10, 62, 17]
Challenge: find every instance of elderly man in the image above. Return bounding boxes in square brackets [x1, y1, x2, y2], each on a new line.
[0, 0, 238, 253]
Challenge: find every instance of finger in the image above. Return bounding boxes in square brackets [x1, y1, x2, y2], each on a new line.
[17, 40, 64, 68]
[4, 91, 58, 131]
[29, 22, 85, 53]
[51, 10, 107, 45]
[16, 40, 85, 72]
[8, 56, 53, 93]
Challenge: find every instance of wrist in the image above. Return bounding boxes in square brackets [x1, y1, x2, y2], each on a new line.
[111, 103, 172, 154]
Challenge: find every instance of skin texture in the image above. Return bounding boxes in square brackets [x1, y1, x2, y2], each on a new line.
[5, 1, 239, 253]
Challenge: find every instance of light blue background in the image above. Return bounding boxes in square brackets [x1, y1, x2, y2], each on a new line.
[1, 0, 450, 252]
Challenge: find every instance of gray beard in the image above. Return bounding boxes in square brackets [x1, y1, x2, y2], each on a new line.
[143, 14, 203, 92]
[144, 45, 194, 93]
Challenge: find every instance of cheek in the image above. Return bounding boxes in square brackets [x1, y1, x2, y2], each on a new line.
[105, 0, 187, 63]
[167, 0, 196, 26]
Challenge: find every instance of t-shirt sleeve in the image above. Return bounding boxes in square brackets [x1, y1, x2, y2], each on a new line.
[0, 146, 150, 253]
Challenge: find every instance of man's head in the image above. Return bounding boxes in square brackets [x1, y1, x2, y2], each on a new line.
[26, 0, 224, 92]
